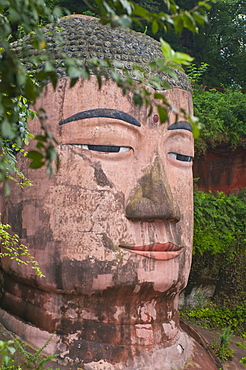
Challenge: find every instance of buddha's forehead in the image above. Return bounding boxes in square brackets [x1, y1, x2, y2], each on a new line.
[37, 76, 193, 137]
[59, 77, 149, 122]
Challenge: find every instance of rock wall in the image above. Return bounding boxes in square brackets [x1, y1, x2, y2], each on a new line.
[193, 145, 246, 195]
[181, 145, 246, 307]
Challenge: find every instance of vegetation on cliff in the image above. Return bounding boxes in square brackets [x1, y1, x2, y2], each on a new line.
[193, 87, 246, 155]
[193, 188, 246, 258]
[48, 0, 246, 90]
[182, 188, 246, 337]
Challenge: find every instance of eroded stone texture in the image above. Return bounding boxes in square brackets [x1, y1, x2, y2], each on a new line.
[194, 145, 246, 194]
[0, 16, 219, 369]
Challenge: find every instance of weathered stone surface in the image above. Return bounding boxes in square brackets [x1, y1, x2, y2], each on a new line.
[0, 15, 219, 369]
[194, 145, 246, 194]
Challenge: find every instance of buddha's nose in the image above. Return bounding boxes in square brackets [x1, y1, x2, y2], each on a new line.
[125, 158, 180, 222]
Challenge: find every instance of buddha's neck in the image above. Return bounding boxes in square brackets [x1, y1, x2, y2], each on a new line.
[1, 276, 194, 368]
[55, 288, 185, 363]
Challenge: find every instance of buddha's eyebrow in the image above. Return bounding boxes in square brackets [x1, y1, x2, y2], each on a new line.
[59, 108, 141, 127]
[168, 121, 192, 132]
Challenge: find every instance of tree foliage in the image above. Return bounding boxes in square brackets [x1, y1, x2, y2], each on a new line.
[193, 189, 246, 258]
[191, 188, 246, 311]
[192, 87, 246, 154]
[0, 0, 64, 192]
[193, 0, 246, 89]
[165, 0, 246, 89]
[49, 0, 246, 89]
[0, 214, 44, 277]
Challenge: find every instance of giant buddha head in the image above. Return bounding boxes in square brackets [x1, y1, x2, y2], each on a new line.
[0, 15, 203, 370]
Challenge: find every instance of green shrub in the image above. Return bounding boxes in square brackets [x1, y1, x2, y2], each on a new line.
[210, 326, 234, 363]
[0, 336, 59, 370]
[180, 302, 246, 335]
[193, 189, 246, 260]
[0, 215, 44, 278]
[193, 88, 246, 155]
[240, 357, 246, 366]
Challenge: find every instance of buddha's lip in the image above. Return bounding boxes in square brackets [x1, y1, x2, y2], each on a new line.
[120, 242, 184, 261]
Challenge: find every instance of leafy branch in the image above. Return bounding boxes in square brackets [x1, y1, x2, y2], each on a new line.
[0, 215, 44, 278]
[83, 0, 210, 33]
[193, 189, 246, 258]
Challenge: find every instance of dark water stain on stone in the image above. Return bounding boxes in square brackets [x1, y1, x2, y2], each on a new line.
[102, 233, 114, 250]
[7, 202, 23, 237]
[94, 163, 113, 188]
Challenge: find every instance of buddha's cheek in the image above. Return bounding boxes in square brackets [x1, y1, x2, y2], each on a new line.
[166, 165, 193, 282]
[42, 146, 130, 260]
[48, 185, 135, 262]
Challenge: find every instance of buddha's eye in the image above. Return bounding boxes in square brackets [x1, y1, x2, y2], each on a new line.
[71, 144, 131, 153]
[168, 152, 193, 162]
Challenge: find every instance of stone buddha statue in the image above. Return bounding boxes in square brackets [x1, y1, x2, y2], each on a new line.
[0, 15, 219, 369]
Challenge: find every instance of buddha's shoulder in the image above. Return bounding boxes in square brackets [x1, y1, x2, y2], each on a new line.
[181, 320, 221, 370]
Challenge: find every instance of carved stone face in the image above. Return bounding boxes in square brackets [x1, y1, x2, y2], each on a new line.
[3, 76, 194, 298]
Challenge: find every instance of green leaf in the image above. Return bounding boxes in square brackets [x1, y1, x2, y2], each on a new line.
[160, 38, 174, 61]
[168, 51, 193, 65]
[36, 142, 45, 149]
[0, 0, 9, 6]
[157, 106, 168, 123]
[70, 78, 79, 88]
[149, 76, 164, 90]
[182, 11, 197, 33]
[44, 61, 54, 72]
[160, 66, 178, 79]
[7, 346, 16, 355]
[9, 7, 20, 22]
[173, 15, 184, 33]
[97, 74, 102, 89]
[112, 60, 124, 69]
[192, 11, 207, 25]
[154, 93, 165, 100]
[24, 77, 36, 101]
[26, 151, 43, 161]
[117, 15, 132, 28]
[4, 181, 10, 197]
[29, 160, 44, 169]
[133, 92, 143, 106]
[53, 6, 63, 18]
[47, 71, 58, 89]
[198, 1, 211, 10]
[119, 0, 133, 15]
[152, 20, 159, 34]
[35, 135, 47, 142]
[81, 68, 90, 80]
[67, 66, 81, 79]
[192, 123, 200, 139]
[1, 120, 15, 139]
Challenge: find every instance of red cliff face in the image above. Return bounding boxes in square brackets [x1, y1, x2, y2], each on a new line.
[194, 146, 246, 194]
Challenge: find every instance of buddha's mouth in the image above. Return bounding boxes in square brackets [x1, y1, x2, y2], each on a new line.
[120, 242, 184, 261]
